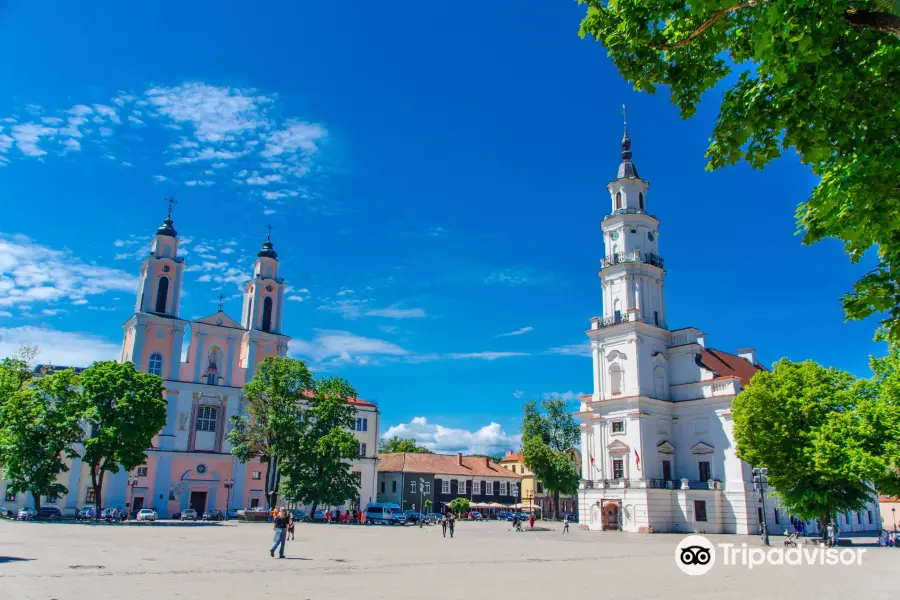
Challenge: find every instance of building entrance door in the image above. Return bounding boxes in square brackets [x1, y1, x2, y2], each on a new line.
[190, 491, 207, 515]
[132, 496, 144, 512]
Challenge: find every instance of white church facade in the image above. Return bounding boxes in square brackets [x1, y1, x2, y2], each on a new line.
[576, 128, 880, 535]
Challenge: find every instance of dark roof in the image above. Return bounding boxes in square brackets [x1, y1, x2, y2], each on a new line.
[698, 348, 766, 387]
[617, 128, 640, 179]
[156, 217, 177, 238]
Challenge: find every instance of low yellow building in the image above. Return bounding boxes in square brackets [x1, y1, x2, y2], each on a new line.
[880, 496, 899, 531]
[500, 449, 580, 517]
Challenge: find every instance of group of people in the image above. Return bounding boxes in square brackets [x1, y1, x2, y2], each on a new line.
[440, 513, 456, 538]
[324, 507, 365, 524]
[879, 529, 899, 547]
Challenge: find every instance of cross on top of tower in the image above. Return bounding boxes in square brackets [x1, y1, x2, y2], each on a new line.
[617, 103, 638, 179]
[258, 224, 278, 259]
[217, 293, 225, 312]
[266, 224, 273, 241]
[166, 196, 177, 219]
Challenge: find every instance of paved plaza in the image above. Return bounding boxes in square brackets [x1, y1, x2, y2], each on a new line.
[1, 520, 896, 600]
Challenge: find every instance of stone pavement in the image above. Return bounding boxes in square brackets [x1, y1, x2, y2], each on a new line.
[0, 519, 895, 600]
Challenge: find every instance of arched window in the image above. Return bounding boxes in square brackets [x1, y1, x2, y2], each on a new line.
[246, 299, 253, 327]
[615, 192, 622, 210]
[262, 297, 273, 332]
[265, 265, 273, 277]
[654, 367, 667, 400]
[208, 347, 220, 370]
[148, 352, 164, 376]
[613, 298, 622, 323]
[155, 277, 169, 313]
[639, 192, 644, 210]
[610, 364, 624, 396]
[161, 244, 171, 258]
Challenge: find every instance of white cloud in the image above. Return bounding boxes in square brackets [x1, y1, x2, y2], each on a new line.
[289, 329, 408, 366]
[382, 417, 521, 456]
[184, 180, 215, 187]
[484, 269, 547, 286]
[260, 119, 326, 157]
[63, 138, 81, 152]
[0, 311, 12, 318]
[545, 343, 591, 357]
[496, 326, 533, 337]
[127, 115, 145, 126]
[0, 326, 119, 368]
[445, 352, 528, 361]
[540, 390, 586, 403]
[0, 234, 137, 309]
[513, 390, 525, 399]
[219, 247, 234, 255]
[10, 123, 57, 156]
[92, 104, 121, 124]
[153, 174, 168, 182]
[98, 127, 114, 137]
[365, 306, 427, 319]
[244, 173, 283, 185]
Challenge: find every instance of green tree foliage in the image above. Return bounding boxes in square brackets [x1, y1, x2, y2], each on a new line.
[228, 356, 313, 508]
[449, 497, 470, 516]
[0, 368, 83, 511]
[78, 361, 167, 512]
[578, 0, 900, 342]
[378, 435, 433, 454]
[866, 346, 900, 495]
[0, 345, 39, 405]
[278, 376, 362, 515]
[732, 359, 889, 537]
[520, 399, 580, 520]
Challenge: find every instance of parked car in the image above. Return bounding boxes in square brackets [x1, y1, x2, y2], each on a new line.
[0, 506, 15, 519]
[17, 507, 36, 521]
[100, 508, 120, 522]
[226, 508, 240, 520]
[429, 513, 443, 524]
[136, 509, 157, 522]
[36, 506, 62, 520]
[470, 511, 483, 521]
[202, 509, 224, 521]
[181, 508, 199, 521]
[497, 511, 513, 521]
[309, 509, 326, 522]
[564, 513, 578, 523]
[287, 509, 307, 521]
[403, 510, 423, 524]
[364, 502, 405, 525]
[76, 507, 97, 521]
[170, 511, 182, 520]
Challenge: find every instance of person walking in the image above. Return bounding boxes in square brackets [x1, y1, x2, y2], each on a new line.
[563, 516, 569, 534]
[448, 513, 456, 539]
[287, 512, 296, 541]
[270, 508, 288, 558]
[826, 521, 834, 548]
[441, 514, 448, 538]
[529, 513, 535, 529]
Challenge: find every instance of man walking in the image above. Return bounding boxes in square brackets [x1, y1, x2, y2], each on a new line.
[441, 514, 448, 537]
[563, 516, 569, 534]
[448, 513, 456, 539]
[270, 508, 288, 558]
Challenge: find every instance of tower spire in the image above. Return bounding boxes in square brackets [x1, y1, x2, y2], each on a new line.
[156, 196, 178, 238]
[617, 104, 638, 179]
[258, 225, 278, 259]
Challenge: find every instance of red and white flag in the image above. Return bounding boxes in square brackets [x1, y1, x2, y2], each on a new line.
[635, 451, 642, 471]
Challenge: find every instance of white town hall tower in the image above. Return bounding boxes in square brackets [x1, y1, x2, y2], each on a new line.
[575, 122, 878, 535]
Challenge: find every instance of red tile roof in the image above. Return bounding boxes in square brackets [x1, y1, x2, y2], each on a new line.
[377, 453, 524, 478]
[500, 452, 522, 463]
[348, 397, 377, 409]
[698, 348, 766, 387]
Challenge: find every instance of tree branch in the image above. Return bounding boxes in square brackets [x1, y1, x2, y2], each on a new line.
[651, 2, 753, 51]
[844, 9, 900, 37]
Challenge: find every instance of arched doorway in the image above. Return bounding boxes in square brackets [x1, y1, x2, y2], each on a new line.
[603, 502, 621, 530]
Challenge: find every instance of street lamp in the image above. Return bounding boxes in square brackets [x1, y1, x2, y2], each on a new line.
[752, 467, 770, 546]
[419, 478, 426, 528]
[127, 475, 140, 520]
[223, 478, 234, 520]
[892, 507, 896, 532]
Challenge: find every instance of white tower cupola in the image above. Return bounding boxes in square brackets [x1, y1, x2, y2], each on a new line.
[597, 115, 667, 329]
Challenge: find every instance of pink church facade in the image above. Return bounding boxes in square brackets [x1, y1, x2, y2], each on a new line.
[2, 212, 380, 517]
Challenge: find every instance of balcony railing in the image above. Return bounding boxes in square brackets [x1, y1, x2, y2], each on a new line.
[600, 251, 664, 270]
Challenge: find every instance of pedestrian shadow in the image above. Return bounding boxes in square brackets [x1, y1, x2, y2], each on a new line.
[282, 557, 312, 561]
[0, 557, 34, 564]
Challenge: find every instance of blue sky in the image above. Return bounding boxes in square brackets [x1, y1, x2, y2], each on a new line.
[0, 1, 886, 454]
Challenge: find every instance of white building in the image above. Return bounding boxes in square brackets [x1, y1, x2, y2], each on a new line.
[576, 127, 880, 535]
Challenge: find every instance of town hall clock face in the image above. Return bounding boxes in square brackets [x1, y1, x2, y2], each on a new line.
[648, 232, 655, 241]
[162, 265, 171, 272]
[266, 285, 273, 292]
[610, 231, 619, 241]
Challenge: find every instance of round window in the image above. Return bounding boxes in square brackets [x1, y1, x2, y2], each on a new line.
[196, 464, 207, 475]
[162, 265, 171, 272]
[648, 232, 655, 241]
[266, 285, 273, 292]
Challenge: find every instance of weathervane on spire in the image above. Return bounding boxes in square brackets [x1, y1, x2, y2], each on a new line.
[266, 224, 273, 242]
[621, 103, 627, 130]
[217, 293, 225, 312]
[166, 196, 177, 219]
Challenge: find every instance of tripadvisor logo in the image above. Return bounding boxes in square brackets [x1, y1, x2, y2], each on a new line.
[675, 535, 867, 575]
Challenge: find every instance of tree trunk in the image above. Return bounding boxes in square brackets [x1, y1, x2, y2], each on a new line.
[95, 469, 106, 518]
[90, 465, 101, 518]
[265, 455, 280, 509]
[31, 491, 42, 513]
[820, 514, 830, 543]
[844, 9, 900, 38]
[310, 501, 317, 521]
[553, 489, 561, 520]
